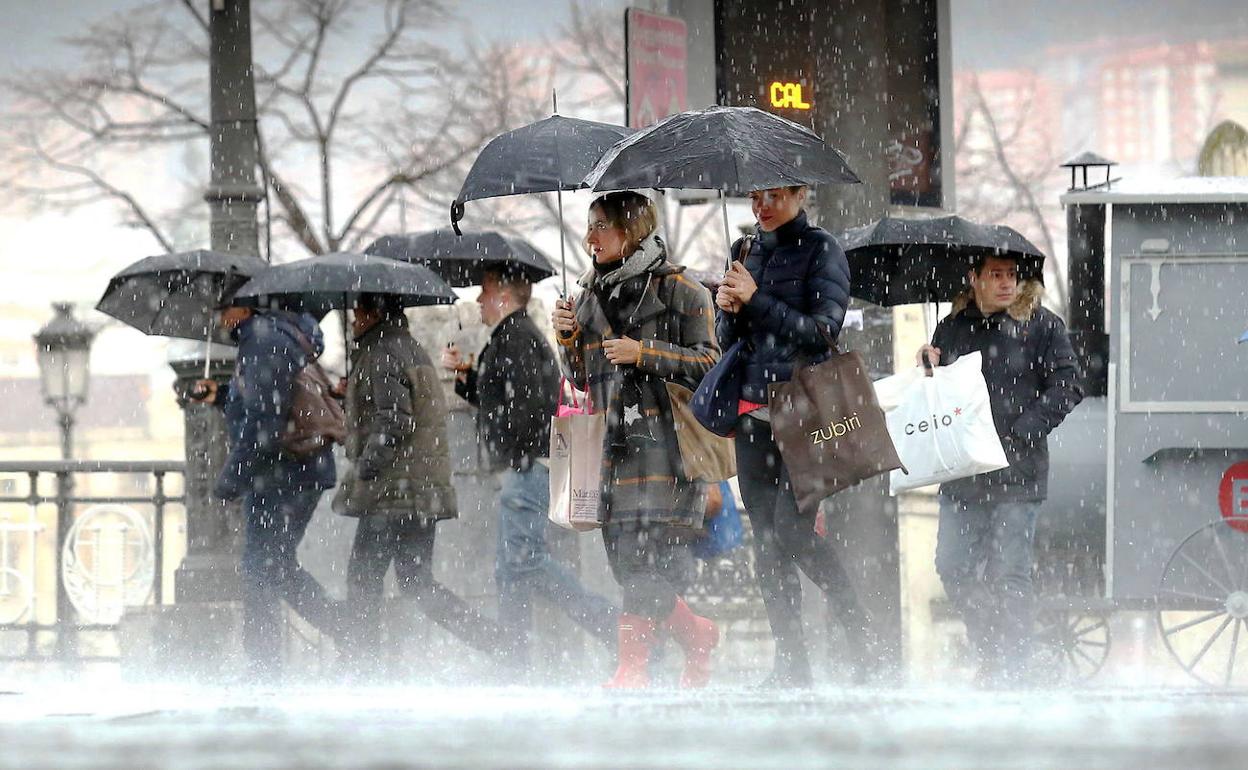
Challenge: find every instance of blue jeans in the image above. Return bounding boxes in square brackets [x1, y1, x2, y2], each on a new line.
[240, 485, 338, 673]
[496, 464, 617, 663]
[935, 496, 1040, 672]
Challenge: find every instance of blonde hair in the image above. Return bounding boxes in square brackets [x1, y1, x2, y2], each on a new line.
[583, 191, 658, 258]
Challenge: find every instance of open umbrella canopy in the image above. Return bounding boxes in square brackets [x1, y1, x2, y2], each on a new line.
[365, 228, 555, 287]
[232, 252, 457, 314]
[96, 250, 268, 344]
[583, 106, 861, 194]
[455, 115, 636, 207]
[839, 215, 1046, 306]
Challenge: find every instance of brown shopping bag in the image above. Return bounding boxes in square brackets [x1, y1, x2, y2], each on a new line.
[767, 347, 905, 515]
[665, 382, 737, 482]
[548, 382, 605, 531]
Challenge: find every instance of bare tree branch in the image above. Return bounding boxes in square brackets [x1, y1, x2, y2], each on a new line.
[28, 134, 174, 252]
[179, 0, 209, 33]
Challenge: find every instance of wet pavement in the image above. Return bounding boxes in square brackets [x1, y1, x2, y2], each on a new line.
[1, 684, 1247, 769]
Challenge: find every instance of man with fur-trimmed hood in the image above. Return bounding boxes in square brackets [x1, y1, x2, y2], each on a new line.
[918, 254, 1083, 687]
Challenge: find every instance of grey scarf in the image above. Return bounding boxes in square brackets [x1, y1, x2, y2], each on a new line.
[592, 234, 666, 301]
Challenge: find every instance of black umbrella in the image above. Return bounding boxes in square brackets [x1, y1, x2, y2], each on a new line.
[365, 228, 555, 287]
[96, 250, 268, 344]
[232, 252, 457, 313]
[839, 215, 1046, 307]
[451, 103, 636, 295]
[586, 106, 860, 192]
[583, 106, 860, 256]
[232, 252, 457, 376]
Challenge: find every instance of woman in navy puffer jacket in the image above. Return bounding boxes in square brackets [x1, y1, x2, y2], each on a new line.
[716, 185, 878, 687]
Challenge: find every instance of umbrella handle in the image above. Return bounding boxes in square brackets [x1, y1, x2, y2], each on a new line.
[450, 199, 465, 236]
[202, 317, 215, 381]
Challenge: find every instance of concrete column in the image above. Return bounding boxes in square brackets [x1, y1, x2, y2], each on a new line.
[808, 0, 903, 676]
[172, 0, 264, 601]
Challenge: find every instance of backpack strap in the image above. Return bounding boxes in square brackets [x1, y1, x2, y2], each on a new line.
[286, 327, 318, 363]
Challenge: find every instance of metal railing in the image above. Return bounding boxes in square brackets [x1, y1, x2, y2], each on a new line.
[0, 460, 185, 661]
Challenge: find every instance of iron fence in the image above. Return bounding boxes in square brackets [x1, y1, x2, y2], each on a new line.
[0, 460, 185, 661]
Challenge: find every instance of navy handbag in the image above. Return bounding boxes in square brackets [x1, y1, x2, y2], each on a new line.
[691, 339, 746, 437]
[692, 234, 752, 438]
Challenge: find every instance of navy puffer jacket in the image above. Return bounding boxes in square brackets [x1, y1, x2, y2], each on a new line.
[715, 210, 851, 403]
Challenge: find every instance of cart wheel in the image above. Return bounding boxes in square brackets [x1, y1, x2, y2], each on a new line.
[1157, 517, 1248, 687]
[1033, 609, 1111, 683]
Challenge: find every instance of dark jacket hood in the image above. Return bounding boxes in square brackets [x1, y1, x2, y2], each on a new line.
[232, 309, 325, 359]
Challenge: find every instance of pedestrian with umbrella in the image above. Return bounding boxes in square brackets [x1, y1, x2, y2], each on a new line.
[913, 243, 1083, 687]
[369, 228, 620, 674]
[190, 295, 344, 684]
[715, 185, 882, 687]
[551, 191, 722, 689]
[586, 106, 879, 687]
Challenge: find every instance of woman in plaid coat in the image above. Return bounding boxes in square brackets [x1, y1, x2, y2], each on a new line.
[552, 191, 722, 689]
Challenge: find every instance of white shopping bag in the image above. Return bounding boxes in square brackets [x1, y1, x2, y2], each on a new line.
[873, 351, 1008, 495]
[548, 385, 605, 531]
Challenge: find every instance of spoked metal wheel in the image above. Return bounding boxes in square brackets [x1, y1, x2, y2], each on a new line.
[1033, 609, 1112, 683]
[1157, 517, 1248, 687]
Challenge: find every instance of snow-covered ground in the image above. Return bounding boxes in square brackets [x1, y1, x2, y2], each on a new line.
[1, 684, 1247, 769]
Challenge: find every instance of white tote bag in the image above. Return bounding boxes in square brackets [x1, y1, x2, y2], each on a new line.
[548, 383, 605, 531]
[873, 351, 1009, 495]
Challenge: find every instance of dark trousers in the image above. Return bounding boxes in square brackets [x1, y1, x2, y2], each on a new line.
[346, 515, 500, 657]
[735, 415, 872, 664]
[240, 486, 338, 673]
[602, 521, 692, 619]
[496, 465, 617, 663]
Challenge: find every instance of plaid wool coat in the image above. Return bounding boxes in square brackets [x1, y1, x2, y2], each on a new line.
[558, 257, 721, 528]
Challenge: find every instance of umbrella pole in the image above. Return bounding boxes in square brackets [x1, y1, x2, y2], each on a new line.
[557, 189, 568, 298]
[341, 295, 352, 379]
[552, 88, 569, 299]
[720, 190, 733, 271]
[203, 333, 212, 381]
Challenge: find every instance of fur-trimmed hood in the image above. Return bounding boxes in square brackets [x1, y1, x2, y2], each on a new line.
[949, 278, 1044, 322]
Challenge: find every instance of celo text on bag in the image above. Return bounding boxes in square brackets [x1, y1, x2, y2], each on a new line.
[905, 407, 965, 435]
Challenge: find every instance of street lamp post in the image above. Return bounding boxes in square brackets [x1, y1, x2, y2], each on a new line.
[33, 301, 95, 662]
[34, 302, 94, 459]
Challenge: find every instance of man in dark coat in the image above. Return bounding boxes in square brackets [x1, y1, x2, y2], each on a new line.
[333, 293, 501, 677]
[195, 305, 340, 681]
[443, 268, 617, 672]
[919, 254, 1084, 686]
